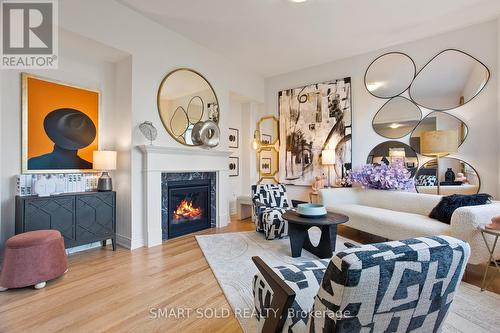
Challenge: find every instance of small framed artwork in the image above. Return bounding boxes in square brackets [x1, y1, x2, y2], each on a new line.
[261, 134, 272, 145]
[229, 157, 239, 177]
[261, 157, 272, 175]
[22, 73, 100, 173]
[228, 128, 239, 148]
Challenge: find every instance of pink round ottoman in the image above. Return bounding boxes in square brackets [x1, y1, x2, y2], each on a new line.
[0, 230, 67, 291]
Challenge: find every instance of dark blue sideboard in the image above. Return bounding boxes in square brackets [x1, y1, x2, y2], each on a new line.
[15, 191, 116, 250]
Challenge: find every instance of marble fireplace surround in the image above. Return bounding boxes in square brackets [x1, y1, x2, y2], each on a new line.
[139, 145, 232, 247]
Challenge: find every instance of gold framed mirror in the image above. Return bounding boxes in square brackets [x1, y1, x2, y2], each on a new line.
[157, 68, 219, 146]
[257, 116, 279, 146]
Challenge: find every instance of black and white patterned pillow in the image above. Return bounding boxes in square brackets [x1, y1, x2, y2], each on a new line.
[416, 175, 437, 186]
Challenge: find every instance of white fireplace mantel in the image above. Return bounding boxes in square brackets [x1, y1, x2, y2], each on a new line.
[138, 145, 232, 247]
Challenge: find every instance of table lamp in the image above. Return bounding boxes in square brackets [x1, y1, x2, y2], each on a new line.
[420, 130, 458, 195]
[321, 149, 336, 187]
[93, 150, 117, 192]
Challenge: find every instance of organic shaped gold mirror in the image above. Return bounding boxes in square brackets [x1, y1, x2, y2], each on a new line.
[158, 68, 219, 146]
[372, 97, 422, 139]
[415, 157, 480, 195]
[366, 141, 418, 176]
[257, 116, 279, 146]
[365, 52, 416, 98]
[410, 49, 490, 111]
[410, 111, 468, 156]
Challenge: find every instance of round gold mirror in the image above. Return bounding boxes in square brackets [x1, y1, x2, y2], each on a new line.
[157, 69, 219, 146]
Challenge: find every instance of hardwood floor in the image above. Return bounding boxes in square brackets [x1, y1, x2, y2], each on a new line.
[0, 218, 254, 333]
[0, 217, 498, 333]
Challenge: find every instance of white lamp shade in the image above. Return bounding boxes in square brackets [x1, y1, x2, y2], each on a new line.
[421, 130, 458, 156]
[93, 151, 117, 170]
[321, 150, 336, 165]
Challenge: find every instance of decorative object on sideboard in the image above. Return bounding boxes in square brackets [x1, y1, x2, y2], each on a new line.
[364, 52, 416, 98]
[486, 216, 500, 231]
[372, 96, 422, 139]
[157, 68, 220, 147]
[93, 150, 117, 192]
[415, 157, 480, 195]
[347, 161, 414, 191]
[321, 149, 336, 187]
[410, 111, 468, 155]
[279, 77, 352, 185]
[22, 73, 100, 173]
[366, 141, 418, 177]
[139, 121, 158, 145]
[420, 130, 458, 195]
[228, 156, 239, 177]
[228, 128, 239, 148]
[409, 49, 490, 111]
[16, 173, 100, 196]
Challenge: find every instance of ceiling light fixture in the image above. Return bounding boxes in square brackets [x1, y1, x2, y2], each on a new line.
[288, 0, 308, 3]
[389, 123, 402, 129]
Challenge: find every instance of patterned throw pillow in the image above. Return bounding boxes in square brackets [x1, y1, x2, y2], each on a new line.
[416, 175, 437, 186]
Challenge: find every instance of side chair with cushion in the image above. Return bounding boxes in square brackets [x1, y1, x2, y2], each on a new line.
[252, 235, 470, 333]
[251, 184, 291, 240]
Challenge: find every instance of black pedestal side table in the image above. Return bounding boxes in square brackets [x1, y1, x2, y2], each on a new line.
[283, 211, 349, 259]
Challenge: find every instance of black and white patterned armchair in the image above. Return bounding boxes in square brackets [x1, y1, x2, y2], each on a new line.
[252, 184, 291, 240]
[252, 235, 470, 333]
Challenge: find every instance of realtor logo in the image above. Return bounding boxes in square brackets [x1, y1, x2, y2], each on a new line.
[1, 0, 58, 68]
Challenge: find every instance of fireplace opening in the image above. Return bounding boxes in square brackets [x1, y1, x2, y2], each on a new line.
[168, 179, 211, 238]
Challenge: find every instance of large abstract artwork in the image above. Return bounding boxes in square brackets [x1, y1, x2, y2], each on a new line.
[279, 77, 352, 185]
[22, 73, 100, 173]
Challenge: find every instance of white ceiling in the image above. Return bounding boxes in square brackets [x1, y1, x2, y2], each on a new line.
[119, 0, 500, 77]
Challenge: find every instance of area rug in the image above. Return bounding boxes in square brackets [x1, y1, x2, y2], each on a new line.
[196, 231, 500, 333]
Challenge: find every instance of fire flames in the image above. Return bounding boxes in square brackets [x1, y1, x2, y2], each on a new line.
[173, 199, 202, 221]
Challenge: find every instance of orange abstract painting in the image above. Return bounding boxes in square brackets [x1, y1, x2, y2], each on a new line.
[22, 74, 99, 173]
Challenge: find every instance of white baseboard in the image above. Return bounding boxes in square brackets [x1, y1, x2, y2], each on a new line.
[116, 233, 132, 249]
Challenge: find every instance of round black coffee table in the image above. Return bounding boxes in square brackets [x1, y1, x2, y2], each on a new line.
[283, 211, 349, 258]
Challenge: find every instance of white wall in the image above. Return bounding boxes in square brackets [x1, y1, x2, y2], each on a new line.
[265, 20, 499, 201]
[228, 95, 243, 214]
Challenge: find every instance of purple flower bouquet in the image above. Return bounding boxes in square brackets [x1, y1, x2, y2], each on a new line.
[346, 161, 414, 191]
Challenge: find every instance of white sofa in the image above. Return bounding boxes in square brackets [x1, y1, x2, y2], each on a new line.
[319, 187, 500, 265]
